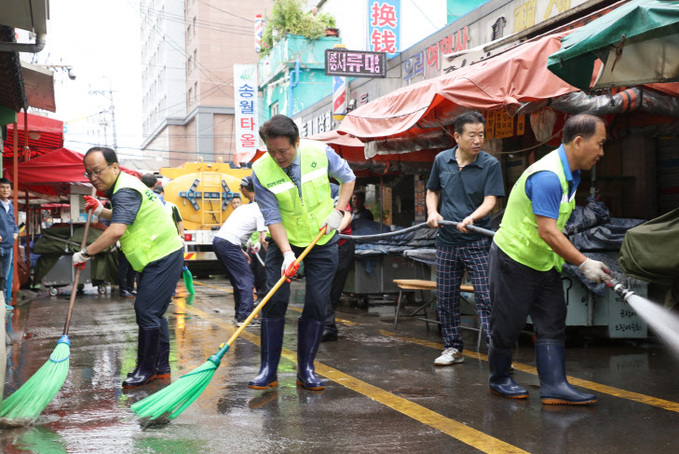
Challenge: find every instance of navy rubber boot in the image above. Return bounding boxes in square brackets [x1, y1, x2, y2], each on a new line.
[296, 317, 325, 390]
[488, 345, 528, 399]
[248, 318, 285, 390]
[536, 339, 597, 405]
[123, 327, 159, 388]
[156, 341, 171, 378]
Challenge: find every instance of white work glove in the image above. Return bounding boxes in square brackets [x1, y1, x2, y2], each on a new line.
[281, 250, 299, 279]
[320, 209, 344, 235]
[578, 258, 610, 283]
[246, 238, 261, 253]
[72, 249, 91, 270]
[84, 195, 104, 216]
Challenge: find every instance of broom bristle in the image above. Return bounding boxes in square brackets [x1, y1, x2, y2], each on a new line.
[0, 339, 71, 425]
[131, 359, 217, 420]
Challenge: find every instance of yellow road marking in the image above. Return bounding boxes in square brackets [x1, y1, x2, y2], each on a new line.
[191, 281, 679, 414]
[180, 303, 529, 454]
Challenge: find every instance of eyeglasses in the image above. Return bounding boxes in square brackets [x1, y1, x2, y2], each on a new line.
[84, 163, 113, 179]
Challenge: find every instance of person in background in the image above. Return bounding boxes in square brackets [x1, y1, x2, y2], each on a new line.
[249, 114, 355, 391]
[0, 178, 19, 308]
[74, 148, 184, 388]
[426, 111, 505, 366]
[322, 183, 353, 342]
[212, 176, 266, 327]
[230, 194, 242, 210]
[350, 190, 373, 228]
[488, 114, 609, 405]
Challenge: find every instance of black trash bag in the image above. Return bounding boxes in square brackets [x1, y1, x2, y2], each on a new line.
[564, 197, 610, 235]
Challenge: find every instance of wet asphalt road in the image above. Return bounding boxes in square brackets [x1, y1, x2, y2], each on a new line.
[1, 278, 679, 454]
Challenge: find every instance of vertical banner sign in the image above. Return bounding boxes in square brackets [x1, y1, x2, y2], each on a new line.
[332, 76, 347, 121]
[368, 0, 400, 58]
[254, 14, 264, 53]
[234, 64, 258, 165]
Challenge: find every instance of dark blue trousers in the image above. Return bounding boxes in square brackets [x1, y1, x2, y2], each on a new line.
[262, 236, 338, 322]
[213, 237, 256, 322]
[135, 248, 184, 344]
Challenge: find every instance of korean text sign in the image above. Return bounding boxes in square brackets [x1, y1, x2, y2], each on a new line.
[234, 64, 258, 162]
[325, 49, 387, 78]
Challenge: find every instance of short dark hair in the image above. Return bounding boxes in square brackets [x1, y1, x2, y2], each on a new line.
[232, 193, 241, 199]
[352, 190, 366, 202]
[153, 186, 164, 194]
[84, 147, 118, 165]
[259, 114, 299, 146]
[240, 176, 254, 192]
[562, 114, 605, 144]
[142, 173, 158, 188]
[0, 177, 12, 188]
[453, 111, 486, 134]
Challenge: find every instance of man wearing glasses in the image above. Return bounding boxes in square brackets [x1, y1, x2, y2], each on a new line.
[73, 147, 184, 388]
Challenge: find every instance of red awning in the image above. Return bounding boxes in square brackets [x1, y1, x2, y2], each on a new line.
[338, 32, 580, 141]
[4, 147, 142, 196]
[3, 112, 64, 158]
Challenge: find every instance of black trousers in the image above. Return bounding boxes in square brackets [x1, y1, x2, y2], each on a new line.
[262, 236, 338, 322]
[488, 242, 566, 350]
[325, 239, 355, 333]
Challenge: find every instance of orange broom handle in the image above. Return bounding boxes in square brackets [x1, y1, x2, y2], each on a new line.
[63, 190, 96, 335]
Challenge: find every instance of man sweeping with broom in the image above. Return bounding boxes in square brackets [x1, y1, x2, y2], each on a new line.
[249, 114, 355, 391]
[74, 147, 184, 388]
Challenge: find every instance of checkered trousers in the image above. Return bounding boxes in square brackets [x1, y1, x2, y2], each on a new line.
[435, 239, 492, 351]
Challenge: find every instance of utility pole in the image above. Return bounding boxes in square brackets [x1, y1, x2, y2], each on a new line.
[89, 83, 118, 150]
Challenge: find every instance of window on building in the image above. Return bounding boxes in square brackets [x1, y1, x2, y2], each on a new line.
[193, 49, 198, 70]
[193, 17, 197, 36]
[187, 56, 192, 76]
[188, 87, 193, 106]
[194, 81, 198, 102]
[271, 102, 279, 117]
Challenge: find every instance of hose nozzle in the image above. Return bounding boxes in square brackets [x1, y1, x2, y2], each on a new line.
[605, 278, 635, 301]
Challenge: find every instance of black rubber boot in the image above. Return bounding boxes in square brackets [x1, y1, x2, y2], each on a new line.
[296, 317, 325, 390]
[156, 341, 171, 378]
[488, 345, 528, 399]
[536, 339, 597, 405]
[123, 327, 160, 388]
[248, 318, 285, 390]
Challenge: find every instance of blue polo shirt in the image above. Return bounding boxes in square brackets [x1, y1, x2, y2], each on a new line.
[525, 145, 581, 219]
[427, 147, 504, 246]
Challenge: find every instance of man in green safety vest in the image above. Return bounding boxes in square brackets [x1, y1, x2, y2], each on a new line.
[73, 147, 184, 388]
[488, 114, 610, 405]
[249, 115, 355, 391]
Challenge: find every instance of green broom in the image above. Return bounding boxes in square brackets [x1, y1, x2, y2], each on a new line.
[131, 228, 327, 421]
[182, 266, 195, 294]
[0, 206, 95, 425]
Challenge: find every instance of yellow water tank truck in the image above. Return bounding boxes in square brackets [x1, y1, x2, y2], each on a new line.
[161, 160, 252, 277]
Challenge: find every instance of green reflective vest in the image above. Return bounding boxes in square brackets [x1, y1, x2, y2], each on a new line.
[494, 150, 575, 272]
[253, 140, 334, 247]
[112, 172, 183, 272]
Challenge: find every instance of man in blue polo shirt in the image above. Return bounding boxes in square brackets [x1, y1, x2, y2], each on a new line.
[488, 114, 609, 405]
[426, 111, 504, 366]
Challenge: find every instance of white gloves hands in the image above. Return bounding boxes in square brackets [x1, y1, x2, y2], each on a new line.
[320, 209, 344, 234]
[84, 195, 104, 216]
[72, 249, 91, 269]
[578, 258, 610, 283]
[281, 250, 299, 279]
[247, 238, 261, 254]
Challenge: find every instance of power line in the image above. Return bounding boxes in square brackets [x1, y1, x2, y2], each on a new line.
[196, 0, 255, 24]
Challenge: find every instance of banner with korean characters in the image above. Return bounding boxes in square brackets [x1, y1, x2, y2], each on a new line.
[234, 64, 258, 165]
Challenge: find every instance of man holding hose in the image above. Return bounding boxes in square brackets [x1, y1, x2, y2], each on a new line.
[488, 114, 610, 405]
[73, 147, 184, 388]
[249, 115, 355, 391]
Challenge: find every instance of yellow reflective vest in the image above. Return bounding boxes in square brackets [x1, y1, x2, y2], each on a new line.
[112, 172, 183, 272]
[253, 140, 334, 247]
